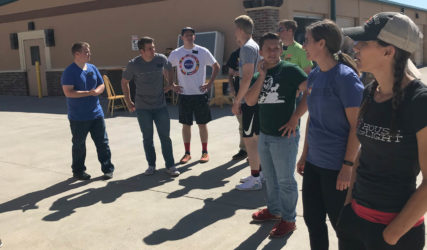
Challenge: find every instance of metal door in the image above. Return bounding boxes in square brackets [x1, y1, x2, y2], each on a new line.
[24, 39, 48, 96]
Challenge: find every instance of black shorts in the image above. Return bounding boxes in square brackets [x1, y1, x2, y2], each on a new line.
[178, 94, 212, 125]
[241, 103, 259, 138]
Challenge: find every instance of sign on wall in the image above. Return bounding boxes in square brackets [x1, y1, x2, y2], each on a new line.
[131, 35, 138, 51]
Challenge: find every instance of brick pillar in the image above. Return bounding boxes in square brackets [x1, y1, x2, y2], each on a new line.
[245, 6, 280, 42]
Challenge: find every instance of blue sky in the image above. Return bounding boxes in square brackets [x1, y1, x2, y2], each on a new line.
[378, 0, 427, 10]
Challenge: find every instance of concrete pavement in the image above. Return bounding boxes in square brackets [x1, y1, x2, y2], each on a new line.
[1, 66, 427, 249]
[0, 96, 325, 250]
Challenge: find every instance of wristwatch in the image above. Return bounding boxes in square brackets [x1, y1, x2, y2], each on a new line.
[343, 160, 354, 166]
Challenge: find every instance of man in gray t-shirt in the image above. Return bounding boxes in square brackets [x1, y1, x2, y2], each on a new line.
[238, 39, 259, 84]
[232, 15, 262, 191]
[121, 37, 180, 177]
[122, 53, 171, 110]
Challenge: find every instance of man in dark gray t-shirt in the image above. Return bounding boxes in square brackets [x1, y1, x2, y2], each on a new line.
[121, 37, 180, 177]
[123, 53, 170, 109]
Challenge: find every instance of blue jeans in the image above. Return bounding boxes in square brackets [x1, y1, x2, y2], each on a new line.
[258, 131, 300, 222]
[69, 117, 114, 174]
[136, 107, 174, 168]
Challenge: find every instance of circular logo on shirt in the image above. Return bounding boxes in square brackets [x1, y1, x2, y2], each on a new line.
[179, 54, 199, 75]
[184, 59, 194, 69]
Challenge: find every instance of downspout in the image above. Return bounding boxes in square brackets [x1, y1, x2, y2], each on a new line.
[331, 0, 336, 21]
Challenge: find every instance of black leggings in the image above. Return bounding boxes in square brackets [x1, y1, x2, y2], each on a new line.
[302, 162, 347, 250]
[337, 203, 425, 250]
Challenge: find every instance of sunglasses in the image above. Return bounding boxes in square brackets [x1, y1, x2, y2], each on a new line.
[277, 27, 287, 33]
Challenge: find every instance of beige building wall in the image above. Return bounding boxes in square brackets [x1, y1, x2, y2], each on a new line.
[0, 22, 22, 71]
[337, 0, 359, 18]
[0, 0, 92, 14]
[0, 0, 426, 72]
[285, 0, 330, 17]
[0, 0, 246, 71]
[278, 0, 427, 65]
[279, 0, 426, 27]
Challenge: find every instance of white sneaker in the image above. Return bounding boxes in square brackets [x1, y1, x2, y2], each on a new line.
[240, 172, 264, 183]
[165, 166, 180, 177]
[236, 176, 262, 191]
[240, 175, 252, 183]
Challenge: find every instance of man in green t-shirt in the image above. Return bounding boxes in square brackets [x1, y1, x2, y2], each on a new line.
[278, 20, 313, 75]
[245, 32, 308, 238]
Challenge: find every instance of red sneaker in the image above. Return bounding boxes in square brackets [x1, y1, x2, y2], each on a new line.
[179, 154, 191, 164]
[269, 220, 296, 238]
[252, 208, 281, 222]
[199, 153, 209, 163]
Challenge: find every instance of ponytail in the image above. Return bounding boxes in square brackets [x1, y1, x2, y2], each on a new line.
[306, 20, 359, 76]
[358, 81, 378, 122]
[336, 51, 360, 76]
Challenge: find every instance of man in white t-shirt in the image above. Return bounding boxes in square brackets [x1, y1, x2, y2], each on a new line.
[168, 27, 220, 164]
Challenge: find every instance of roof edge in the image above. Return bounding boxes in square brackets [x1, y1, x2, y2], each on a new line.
[368, 0, 427, 12]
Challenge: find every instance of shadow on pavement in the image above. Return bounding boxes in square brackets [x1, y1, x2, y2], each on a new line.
[143, 189, 264, 245]
[235, 221, 291, 250]
[0, 96, 68, 115]
[0, 96, 233, 120]
[262, 235, 291, 250]
[142, 188, 266, 245]
[142, 159, 291, 249]
[42, 160, 245, 222]
[0, 177, 102, 214]
[167, 160, 248, 199]
[0, 96, 123, 117]
[41, 167, 195, 221]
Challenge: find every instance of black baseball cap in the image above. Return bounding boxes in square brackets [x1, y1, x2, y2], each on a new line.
[181, 27, 195, 36]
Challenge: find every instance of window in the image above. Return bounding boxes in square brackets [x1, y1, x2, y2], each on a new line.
[30, 46, 41, 66]
[294, 17, 322, 45]
[0, 0, 18, 6]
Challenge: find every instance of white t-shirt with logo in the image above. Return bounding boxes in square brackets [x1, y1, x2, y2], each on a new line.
[168, 45, 217, 95]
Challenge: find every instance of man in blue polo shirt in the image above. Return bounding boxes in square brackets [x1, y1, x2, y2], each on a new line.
[61, 42, 115, 180]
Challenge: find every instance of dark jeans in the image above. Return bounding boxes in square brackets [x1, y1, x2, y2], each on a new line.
[302, 161, 347, 250]
[69, 117, 114, 174]
[337, 203, 425, 250]
[136, 107, 174, 168]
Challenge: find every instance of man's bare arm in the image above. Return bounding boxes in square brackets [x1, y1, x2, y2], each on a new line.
[120, 78, 135, 112]
[62, 85, 95, 98]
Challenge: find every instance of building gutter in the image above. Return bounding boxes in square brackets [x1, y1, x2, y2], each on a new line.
[331, 0, 336, 21]
[0, 0, 165, 24]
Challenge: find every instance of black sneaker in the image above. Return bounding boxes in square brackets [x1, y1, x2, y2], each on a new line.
[73, 171, 91, 180]
[103, 172, 113, 180]
[232, 150, 247, 161]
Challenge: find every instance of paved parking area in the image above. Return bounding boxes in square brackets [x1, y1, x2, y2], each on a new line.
[1, 65, 426, 249]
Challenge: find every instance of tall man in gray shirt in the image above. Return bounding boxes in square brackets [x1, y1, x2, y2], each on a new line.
[121, 37, 180, 177]
[232, 15, 262, 191]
